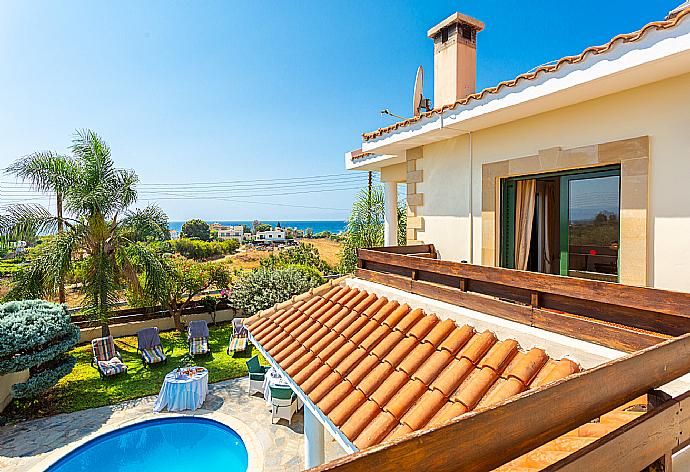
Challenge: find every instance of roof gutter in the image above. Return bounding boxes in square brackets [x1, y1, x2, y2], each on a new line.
[248, 331, 358, 455]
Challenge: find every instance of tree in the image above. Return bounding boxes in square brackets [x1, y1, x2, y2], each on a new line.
[6, 152, 76, 303]
[338, 185, 406, 273]
[0, 130, 169, 336]
[242, 224, 252, 234]
[260, 242, 331, 274]
[305, 227, 314, 238]
[142, 255, 231, 331]
[254, 223, 272, 233]
[0, 300, 79, 399]
[181, 219, 210, 241]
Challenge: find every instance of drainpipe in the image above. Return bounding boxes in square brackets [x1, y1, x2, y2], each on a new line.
[304, 407, 325, 468]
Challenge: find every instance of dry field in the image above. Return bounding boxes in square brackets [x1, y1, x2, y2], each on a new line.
[301, 238, 343, 267]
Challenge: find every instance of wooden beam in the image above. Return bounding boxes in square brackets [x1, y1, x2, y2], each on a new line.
[356, 269, 664, 352]
[358, 249, 690, 319]
[309, 332, 690, 472]
[544, 390, 690, 472]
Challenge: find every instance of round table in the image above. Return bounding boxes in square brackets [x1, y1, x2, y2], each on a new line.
[153, 367, 209, 412]
[262, 367, 290, 406]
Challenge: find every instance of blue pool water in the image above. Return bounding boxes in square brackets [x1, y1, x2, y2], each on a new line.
[47, 417, 249, 472]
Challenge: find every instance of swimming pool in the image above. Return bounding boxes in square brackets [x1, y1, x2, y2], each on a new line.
[46, 416, 249, 472]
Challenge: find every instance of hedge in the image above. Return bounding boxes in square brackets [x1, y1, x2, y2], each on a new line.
[0, 299, 79, 398]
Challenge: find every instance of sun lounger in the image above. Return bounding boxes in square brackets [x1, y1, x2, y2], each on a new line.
[227, 318, 249, 354]
[136, 327, 167, 366]
[188, 320, 210, 356]
[91, 335, 128, 379]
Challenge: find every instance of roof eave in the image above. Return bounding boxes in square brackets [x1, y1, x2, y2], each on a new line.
[248, 330, 359, 455]
[360, 10, 690, 160]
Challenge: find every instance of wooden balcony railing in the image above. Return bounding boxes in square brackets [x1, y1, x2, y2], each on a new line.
[355, 245, 690, 352]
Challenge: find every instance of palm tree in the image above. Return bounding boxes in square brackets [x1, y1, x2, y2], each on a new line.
[338, 185, 407, 273]
[5, 152, 76, 302]
[0, 130, 168, 336]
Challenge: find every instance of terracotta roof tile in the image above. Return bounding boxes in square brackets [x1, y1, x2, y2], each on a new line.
[407, 313, 439, 340]
[381, 304, 412, 328]
[361, 8, 690, 142]
[399, 388, 447, 431]
[429, 357, 475, 397]
[394, 308, 424, 334]
[318, 381, 355, 414]
[245, 284, 582, 450]
[479, 339, 519, 372]
[438, 325, 475, 355]
[341, 400, 382, 439]
[309, 372, 342, 403]
[505, 348, 548, 385]
[355, 411, 398, 449]
[458, 330, 497, 363]
[371, 370, 410, 408]
[370, 330, 405, 360]
[421, 318, 457, 347]
[370, 300, 402, 324]
[328, 388, 367, 426]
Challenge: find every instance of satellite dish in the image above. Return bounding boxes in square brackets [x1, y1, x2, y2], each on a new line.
[413, 66, 431, 117]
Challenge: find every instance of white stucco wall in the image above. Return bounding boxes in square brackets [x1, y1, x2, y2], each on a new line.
[416, 72, 690, 291]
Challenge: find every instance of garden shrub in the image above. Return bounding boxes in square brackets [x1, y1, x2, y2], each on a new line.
[230, 266, 325, 317]
[0, 300, 79, 398]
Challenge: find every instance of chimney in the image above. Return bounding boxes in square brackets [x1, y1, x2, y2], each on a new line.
[427, 12, 484, 108]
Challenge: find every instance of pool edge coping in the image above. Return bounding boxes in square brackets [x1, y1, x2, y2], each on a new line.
[26, 409, 264, 472]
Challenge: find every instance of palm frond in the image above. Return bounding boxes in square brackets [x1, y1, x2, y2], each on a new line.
[5, 151, 77, 195]
[0, 204, 61, 242]
[119, 204, 169, 242]
[124, 243, 170, 304]
[3, 227, 84, 301]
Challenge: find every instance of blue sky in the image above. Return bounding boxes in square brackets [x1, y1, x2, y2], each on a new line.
[0, 1, 679, 221]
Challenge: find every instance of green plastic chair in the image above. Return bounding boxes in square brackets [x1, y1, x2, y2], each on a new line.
[246, 355, 270, 395]
[270, 385, 297, 424]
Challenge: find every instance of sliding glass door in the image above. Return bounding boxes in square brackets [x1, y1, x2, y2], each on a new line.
[500, 166, 621, 281]
[559, 169, 620, 282]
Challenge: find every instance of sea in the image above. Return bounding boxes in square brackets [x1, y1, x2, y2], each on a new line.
[168, 220, 347, 234]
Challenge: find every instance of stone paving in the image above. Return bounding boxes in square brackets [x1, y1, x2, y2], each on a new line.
[0, 376, 346, 471]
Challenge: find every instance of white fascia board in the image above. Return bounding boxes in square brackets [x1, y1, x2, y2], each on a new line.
[248, 331, 358, 454]
[345, 151, 406, 171]
[362, 16, 690, 157]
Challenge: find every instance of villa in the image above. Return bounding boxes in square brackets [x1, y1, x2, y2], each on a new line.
[4, 4, 690, 472]
[346, 2, 690, 292]
[213, 224, 247, 242]
[255, 228, 287, 244]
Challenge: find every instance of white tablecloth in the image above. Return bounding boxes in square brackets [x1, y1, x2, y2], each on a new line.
[153, 367, 209, 412]
[262, 367, 291, 406]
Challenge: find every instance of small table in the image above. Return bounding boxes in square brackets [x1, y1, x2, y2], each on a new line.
[262, 367, 291, 406]
[153, 367, 209, 412]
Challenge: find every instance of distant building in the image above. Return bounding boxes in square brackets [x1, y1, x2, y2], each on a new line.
[255, 228, 286, 243]
[216, 225, 245, 242]
[169, 230, 179, 240]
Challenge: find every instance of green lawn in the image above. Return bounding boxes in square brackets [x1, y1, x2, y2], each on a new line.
[2, 322, 258, 423]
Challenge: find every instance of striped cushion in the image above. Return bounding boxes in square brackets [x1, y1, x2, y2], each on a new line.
[98, 358, 127, 376]
[142, 345, 166, 364]
[92, 336, 116, 362]
[228, 337, 248, 353]
[190, 337, 209, 355]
